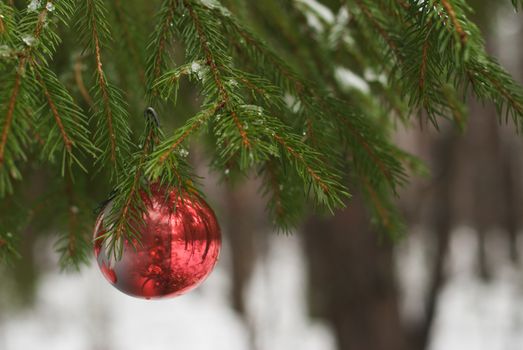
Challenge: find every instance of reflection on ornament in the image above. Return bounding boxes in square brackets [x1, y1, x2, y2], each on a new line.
[94, 184, 221, 299]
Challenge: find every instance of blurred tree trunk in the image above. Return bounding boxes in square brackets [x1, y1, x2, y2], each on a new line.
[303, 195, 407, 350]
[408, 128, 458, 350]
[223, 179, 268, 350]
[226, 184, 258, 314]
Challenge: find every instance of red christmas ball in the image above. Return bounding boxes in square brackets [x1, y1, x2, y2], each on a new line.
[93, 184, 221, 299]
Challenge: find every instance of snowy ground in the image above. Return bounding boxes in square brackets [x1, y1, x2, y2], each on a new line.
[2, 229, 523, 350]
[0, 236, 335, 350]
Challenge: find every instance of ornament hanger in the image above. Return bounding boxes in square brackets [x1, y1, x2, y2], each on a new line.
[144, 107, 160, 127]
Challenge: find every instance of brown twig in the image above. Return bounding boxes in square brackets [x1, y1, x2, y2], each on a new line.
[354, 0, 401, 60]
[441, 0, 467, 44]
[235, 16, 395, 187]
[474, 67, 523, 116]
[273, 134, 329, 193]
[151, 0, 176, 93]
[113, 0, 145, 84]
[419, 34, 430, 91]
[158, 102, 224, 163]
[87, 0, 117, 163]
[74, 56, 94, 107]
[362, 176, 391, 229]
[0, 7, 49, 165]
[0, 59, 23, 166]
[184, 0, 251, 147]
[32, 63, 73, 152]
[0, 15, 5, 34]
[113, 125, 160, 241]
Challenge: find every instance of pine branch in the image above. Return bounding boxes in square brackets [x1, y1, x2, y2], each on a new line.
[0, 59, 23, 167]
[187, 3, 407, 230]
[0, 231, 20, 265]
[0, 197, 27, 264]
[76, 0, 132, 176]
[261, 158, 305, 230]
[54, 174, 90, 270]
[2, 0, 523, 269]
[183, 0, 251, 147]
[99, 111, 166, 259]
[465, 57, 523, 130]
[272, 131, 347, 210]
[144, 103, 222, 185]
[348, 0, 523, 131]
[145, 0, 178, 101]
[0, 3, 56, 196]
[73, 56, 94, 106]
[353, 0, 400, 60]
[512, 0, 523, 11]
[111, 0, 145, 84]
[30, 64, 97, 173]
[440, 0, 467, 44]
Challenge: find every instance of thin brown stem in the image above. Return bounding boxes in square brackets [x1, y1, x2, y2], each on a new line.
[0, 15, 5, 34]
[113, 126, 158, 240]
[441, 0, 467, 44]
[362, 176, 391, 229]
[0, 59, 24, 165]
[151, 0, 176, 92]
[419, 33, 430, 91]
[354, 0, 401, 60]
[74, 56, 94, 107]
[184, 0, 250, 147]
[476, 68, 523, 116]
[32, 63, 73, 152]
[113, 0, 145, 84]
[158, 102, 224, 163]
[0, 7, 49, 165]
[87, 0, 117, 162]
[273, 134, 329, 193]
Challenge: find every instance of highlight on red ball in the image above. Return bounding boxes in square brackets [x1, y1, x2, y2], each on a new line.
[93, 184, 221, 299]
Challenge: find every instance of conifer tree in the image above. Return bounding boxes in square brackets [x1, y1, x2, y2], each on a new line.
[0, 0, 522, 269]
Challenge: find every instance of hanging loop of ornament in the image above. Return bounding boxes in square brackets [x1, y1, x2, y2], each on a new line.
[144, 107, 160, 127]
[142, 107, 162, 151]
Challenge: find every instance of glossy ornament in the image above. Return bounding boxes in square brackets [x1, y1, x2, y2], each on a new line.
[94, 184, 221, 299]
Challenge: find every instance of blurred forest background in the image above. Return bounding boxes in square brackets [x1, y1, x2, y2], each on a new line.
[2, 0, 523, 350]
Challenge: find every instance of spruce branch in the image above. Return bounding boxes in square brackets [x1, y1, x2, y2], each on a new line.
[0, 231, 20, 265]
[183, 0, 251, 148]
[348, 0, 523, 131]
[353, 0, 401, 60]
[512, 0, 523, 11]
[98, 109, 167, 259]
[145, 0, 178, 101]
[54, 174, 91, 270]
[0, 3, 56, 196]
[76, 0, 132, 176]
[73, 56, 94, 107]
[144, 103, 222, 186]
[30, 64, 97, 173]
[440, 0, 467, 44]
[465, 57, 523, 130]
[0, 197, 27, 264]
[2, 0, 523, 269]
[0, 59, 24, 167]
[261, 158, 306, 230]
[191, 2, 407, 231]
[111, 0, 145, 84]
